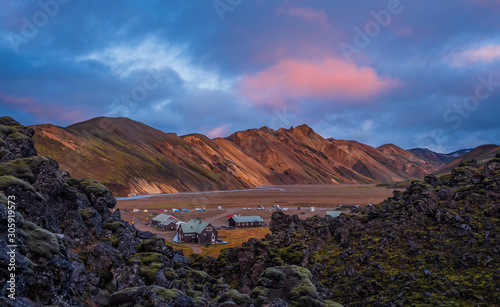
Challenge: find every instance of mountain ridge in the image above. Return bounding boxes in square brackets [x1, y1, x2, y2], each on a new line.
[30, 117, 478, 197]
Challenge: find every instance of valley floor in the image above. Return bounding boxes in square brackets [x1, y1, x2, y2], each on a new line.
[117, 184, 395, 256]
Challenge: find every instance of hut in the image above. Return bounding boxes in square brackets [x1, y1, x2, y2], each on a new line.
[151, 213, 172, 226]
[177, 219, 218, 244]
[228, 216, 264, 228]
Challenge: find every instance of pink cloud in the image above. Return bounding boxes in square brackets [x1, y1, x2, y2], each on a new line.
[206, 124, 232, 138]
[0, 93, 89, 123]
[277, 7, 331, 28]
[449, 45, 500, 67]
[237, 57, 399, 108]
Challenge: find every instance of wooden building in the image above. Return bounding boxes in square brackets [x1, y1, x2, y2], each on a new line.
[228, 216, 264, 228]
[151, 213, 173, 226]
[177, 219, 218, 244]
[159, 217, 180, 231]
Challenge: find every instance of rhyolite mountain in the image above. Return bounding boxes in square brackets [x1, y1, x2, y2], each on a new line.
[32, 117, 455, 197]
[409, 148, 472, 164]
[0, 116, 342, 306]
[434, 144, 500, 175]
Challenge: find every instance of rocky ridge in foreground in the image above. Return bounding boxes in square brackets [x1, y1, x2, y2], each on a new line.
[196, 156, 500, 306]
[0, 116, 341, 306]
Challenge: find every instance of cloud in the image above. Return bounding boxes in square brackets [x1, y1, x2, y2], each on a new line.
[449, 45, 500, 67]
[0, 93, 89, 123]
[237, 57, 399, 108]
[277, 7, 331, 28]
[76, 38, 235, 91]
[206, 124, 232, 138]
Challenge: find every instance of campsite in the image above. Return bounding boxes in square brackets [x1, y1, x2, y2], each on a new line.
[117, 184, 394, 256]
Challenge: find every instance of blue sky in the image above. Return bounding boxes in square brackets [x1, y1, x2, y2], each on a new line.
[1, 0, 500, 152]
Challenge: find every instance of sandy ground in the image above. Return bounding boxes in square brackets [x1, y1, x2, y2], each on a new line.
[116, 184, 394, 230]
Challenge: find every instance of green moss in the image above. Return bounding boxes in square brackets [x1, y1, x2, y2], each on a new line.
[217, 289, 251, 305]
[139, 264, 162, 284]
[0, 156, 48, 183]
[110, 234, 121, 247]
[289, 279, 318, 301]
[78, 208, 96, 220]
[7, 131, 29, 140]
[138, 252, 163, 265]
[104, 221, 125, 232]
[163, 268, 178, 280]
[152, 287, 183, 300]
[26, 228, 60, 258]
[275, 243, 304, 265]
[137, 236, 170, 254]
[67, 178, 109, 196]
[0, 175, 35, 193]
[127, 255, 141, 265]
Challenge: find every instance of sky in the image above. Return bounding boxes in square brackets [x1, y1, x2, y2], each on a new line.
[1, 0, 500, 153]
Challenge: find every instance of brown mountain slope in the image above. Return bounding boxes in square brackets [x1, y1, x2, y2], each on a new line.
[32, 117, 443, 197]
[377, 143, 442, 178]
[435, 144, 500, 175]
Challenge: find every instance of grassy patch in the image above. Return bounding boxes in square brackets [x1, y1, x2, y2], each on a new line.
[201, 227, 270, 257]
[163, 240, 194, 256]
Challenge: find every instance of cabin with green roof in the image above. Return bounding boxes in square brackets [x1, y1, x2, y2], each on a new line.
[177, 219, 217, 244]
[151, 213, 172, 226]
[228, 216, 264, 228]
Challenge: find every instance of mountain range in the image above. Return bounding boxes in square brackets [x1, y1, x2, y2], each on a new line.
[30, 117, 500, 197]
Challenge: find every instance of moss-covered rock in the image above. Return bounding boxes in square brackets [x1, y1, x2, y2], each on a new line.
[78, 208, 96, 220]
[0, 156, 49, 183]
[67, 177, 110, 197]
[163, 268, 178, 280]
[26, 227, 60, 258]
[104, 221, 125, 232]
[217, 289, 251, 306]
[0, 175, 36, 192]
[139, 263, 163, 284]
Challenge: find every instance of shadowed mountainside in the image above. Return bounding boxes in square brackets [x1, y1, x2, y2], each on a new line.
[434, 144, 500, 175]
[409, 148, 472, 164]
[32, 117, 449, 197]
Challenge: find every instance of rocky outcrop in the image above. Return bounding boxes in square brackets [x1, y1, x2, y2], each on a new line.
[211, 156, 500, 306]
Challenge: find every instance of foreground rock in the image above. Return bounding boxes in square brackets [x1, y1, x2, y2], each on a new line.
[206, 155, 500, 306]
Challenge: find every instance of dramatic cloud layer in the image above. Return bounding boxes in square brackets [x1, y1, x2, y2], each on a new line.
[1, 0, 500, 152]
[238, 57, 399, 108]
